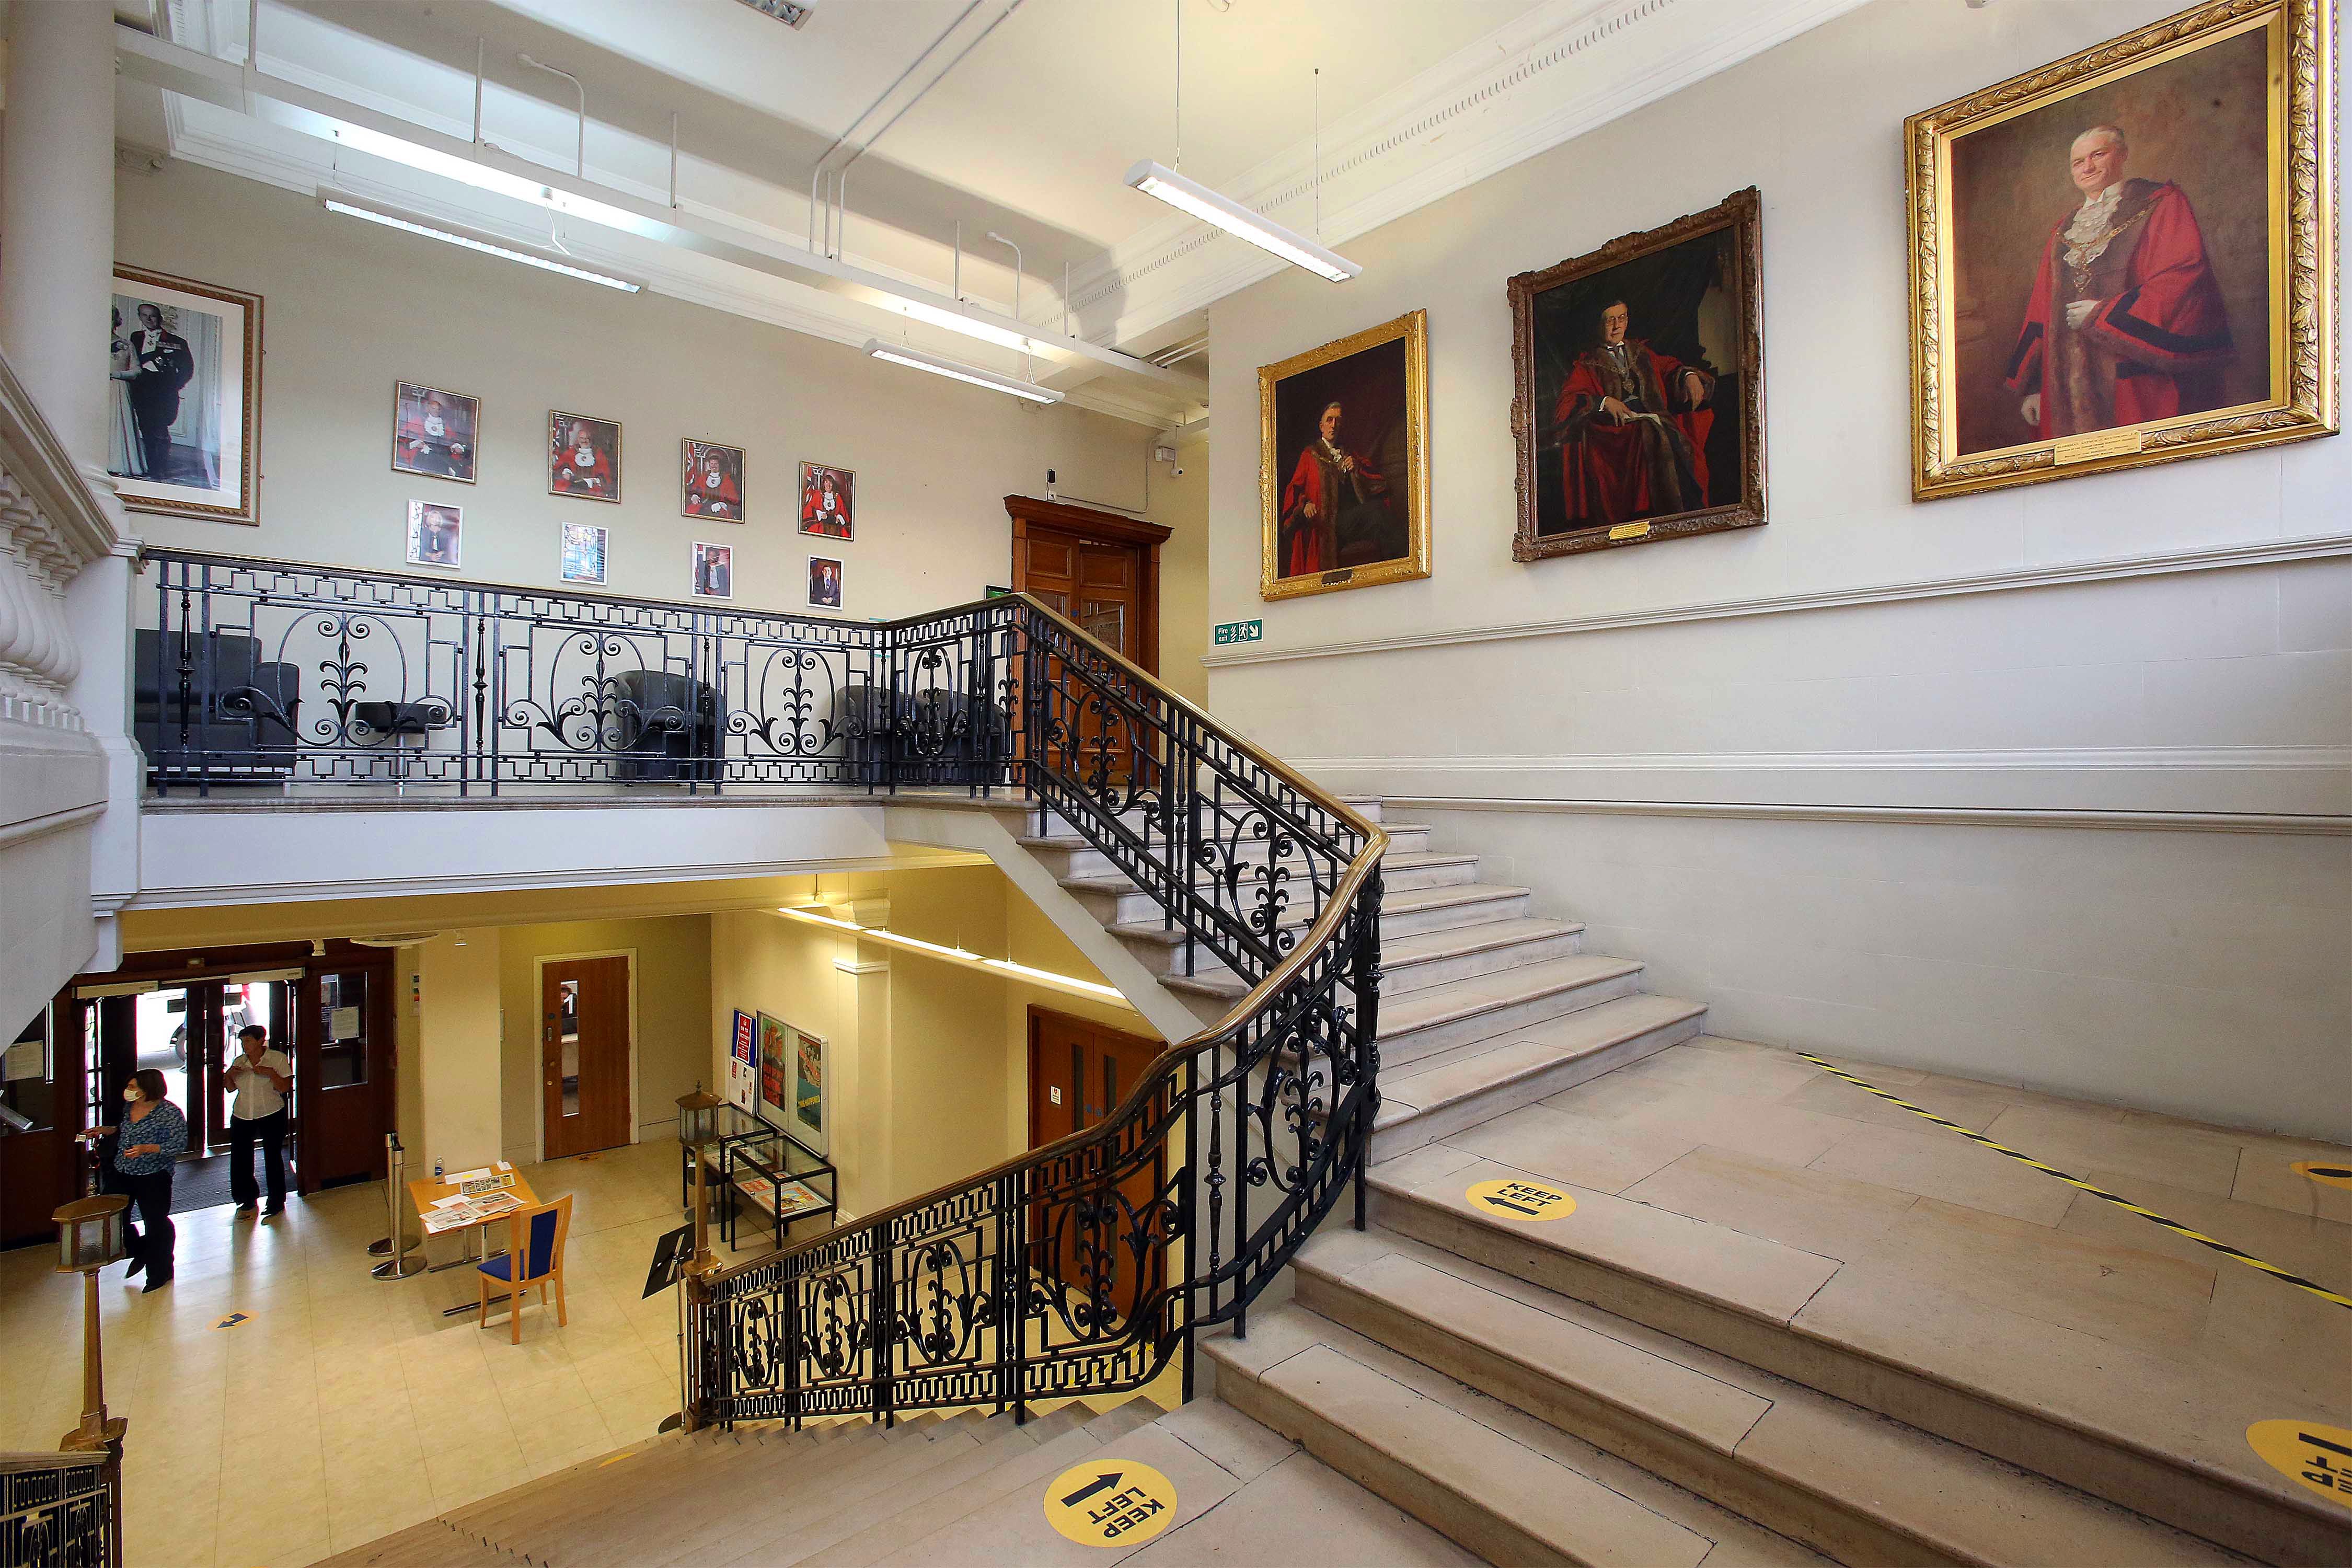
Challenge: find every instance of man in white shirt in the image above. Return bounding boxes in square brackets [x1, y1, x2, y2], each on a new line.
[224, 1023, 293, 1217]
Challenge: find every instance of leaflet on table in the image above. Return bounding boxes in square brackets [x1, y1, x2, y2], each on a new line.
[730, 1174, 827, 1218]
[420, 1192, 523, 1232]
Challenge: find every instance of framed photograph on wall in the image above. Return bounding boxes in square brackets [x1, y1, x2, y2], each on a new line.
[1258, 310, 1431, 599]
[109, 267, 262, 524]
[692, 540, 733, 599]
[1508, 187, 1766, 560]
[548, 410, 621, 501]
[757, 1012, 789, 1123]
[807, 555, 843, 609]
[1906, 0, 2337, 499]
[391, 381, 478, 483]
[799, 461, 854, 538]
[559, 521, 607, 585]
[791, 1025, 825, 1152]
[682, 439, 746, 522]
[406, 500, 462, 570]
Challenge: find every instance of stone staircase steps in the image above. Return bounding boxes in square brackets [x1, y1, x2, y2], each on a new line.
[1109, 881, 1534, 981]
[1375, 915, 1588, 996]
[1365, 1143, 2344, 1566]
[1284, 1226, 2250, 1568]
[1017, 821, 1436, 882]
[1373, 994, 1709, 1157]
[1378, 951, 1650, 1067]
[1208, 1304, 1838, 1568]
[1058, 848, 1479, 926]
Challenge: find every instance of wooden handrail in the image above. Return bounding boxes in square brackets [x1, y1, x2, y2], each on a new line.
[706, 593, 1387, 1288]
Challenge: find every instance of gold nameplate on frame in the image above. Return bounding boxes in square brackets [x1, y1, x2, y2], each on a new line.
[2051, 428, 2146, 466]
[1608, 521, 1652, 541]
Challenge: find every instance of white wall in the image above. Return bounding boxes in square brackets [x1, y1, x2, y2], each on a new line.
[1200, 2, 2350, 1137]
[114, 162, 1171, 621]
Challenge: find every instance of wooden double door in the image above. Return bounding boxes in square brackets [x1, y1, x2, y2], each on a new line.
[1008, 496, 1171, 786]
[1026, 1007, 1166, 1323]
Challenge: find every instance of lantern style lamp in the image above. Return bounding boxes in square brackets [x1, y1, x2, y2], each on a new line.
[54, 1194, 130, 1457]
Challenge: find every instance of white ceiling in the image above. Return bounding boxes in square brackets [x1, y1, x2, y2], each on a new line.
[120, 0, 1869, 425]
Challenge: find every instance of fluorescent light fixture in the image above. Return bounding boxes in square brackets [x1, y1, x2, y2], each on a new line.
[320, 194, 643, 292]
[775, 906, 1128, 1004]
[1123, 160, 1360, 282]
[879, 295, 1061, 360]
[863, 340, 1063, 403]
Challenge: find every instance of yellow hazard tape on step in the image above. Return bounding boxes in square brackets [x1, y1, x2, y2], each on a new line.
[1795, 1053, 2352, 1313]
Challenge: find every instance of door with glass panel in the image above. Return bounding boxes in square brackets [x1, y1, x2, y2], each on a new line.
[294, 965, 393, 1190]
[542, 955, 631, 1159]
[1011, 508, 1163, 788]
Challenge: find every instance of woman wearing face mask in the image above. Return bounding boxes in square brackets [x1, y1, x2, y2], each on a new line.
[113, 1068, 186, 1293]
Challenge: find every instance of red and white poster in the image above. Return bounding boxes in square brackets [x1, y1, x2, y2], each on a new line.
[728, 1009, 757, 1112]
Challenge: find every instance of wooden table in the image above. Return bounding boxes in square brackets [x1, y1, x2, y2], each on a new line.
[407, 1169, 541, 1317]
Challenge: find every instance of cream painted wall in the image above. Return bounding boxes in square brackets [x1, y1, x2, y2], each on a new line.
[113, 162, 1177, 621]
[416, 929, 501, 1175]
[494, 916, 712, 1167]
[1151, 445, 1212, 706]
[1199, 2, 2350, 1136]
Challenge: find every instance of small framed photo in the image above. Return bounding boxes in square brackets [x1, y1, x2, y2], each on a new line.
[682, 439, 746, 522]
[799, 462, 854, 538]
[807, 555, 843, 609]
[391, 382, 478, 483]
[110, 267, 263, 525]
[559, 522, 607, 586]
[406, 501, 463, 570]
[693, 540, 733, 599]
[549, 410, 621, 502]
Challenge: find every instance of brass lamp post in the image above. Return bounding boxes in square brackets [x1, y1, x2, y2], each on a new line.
[54, 1194, 130, 1460]
[671, 1085, 724, 1435]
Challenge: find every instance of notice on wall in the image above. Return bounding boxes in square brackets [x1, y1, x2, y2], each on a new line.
[329, 1005, 362, 1041]
[728, 1010, 757, 1112]
[3, 1039, 46, 1082]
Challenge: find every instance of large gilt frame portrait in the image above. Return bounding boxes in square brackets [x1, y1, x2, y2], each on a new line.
[1906, 0, 2336, 501]
[1508, 188, 1766, 560]
[1258, 310, 1431, 600]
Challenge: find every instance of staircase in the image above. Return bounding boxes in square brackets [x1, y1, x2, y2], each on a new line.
[1026, 794, 1710, 1158]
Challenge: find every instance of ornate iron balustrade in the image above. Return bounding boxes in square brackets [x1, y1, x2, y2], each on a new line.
[1, 1452, 114, 1568]
[689, 592, 1387, 1430]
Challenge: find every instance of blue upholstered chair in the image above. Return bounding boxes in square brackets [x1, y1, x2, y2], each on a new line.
[477, 1194, 572, 1343]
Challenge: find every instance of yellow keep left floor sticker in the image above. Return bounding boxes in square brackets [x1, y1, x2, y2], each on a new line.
[2246, 1420, 2352, 1509]
[1044, 1458, 1177, 1547]
[2292, 1161, 2352, 1191]
[1465, 1178, 1576, 1221]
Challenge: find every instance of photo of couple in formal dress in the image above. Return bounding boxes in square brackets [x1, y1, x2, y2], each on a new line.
[107, 268, 260, 522]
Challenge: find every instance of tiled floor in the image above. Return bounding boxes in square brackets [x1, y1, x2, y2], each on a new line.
[0, 1140, 750, 1568]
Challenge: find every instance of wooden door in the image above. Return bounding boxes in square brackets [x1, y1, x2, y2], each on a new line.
[0, 994, 88, 1248]
[543, 956, 631, 1159]
[1009, 498, 1169, 791]
[1027, 1007, 1166, 1322]
[295, 967, 393, 1191]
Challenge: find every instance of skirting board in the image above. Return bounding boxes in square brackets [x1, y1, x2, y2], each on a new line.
[1383, 796, 2352, 835]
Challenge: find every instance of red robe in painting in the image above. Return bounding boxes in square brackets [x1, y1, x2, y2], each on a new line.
[1553, 340, 1713, 528]
[557, 442, 614, 495]
[2005, 179, 2232, 439]
[687, 469, 741, 517]
[1279, 440, 1386, 577]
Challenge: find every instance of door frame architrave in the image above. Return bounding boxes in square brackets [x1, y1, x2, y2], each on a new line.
[1005, 495, 1171, 677]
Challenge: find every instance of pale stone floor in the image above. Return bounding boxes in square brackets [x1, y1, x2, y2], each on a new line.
[0, 1139, 758, 1568]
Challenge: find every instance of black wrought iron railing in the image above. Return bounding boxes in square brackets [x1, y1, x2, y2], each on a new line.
[135, 547, 1387, 1427]
[1, 1451, 115, 1568]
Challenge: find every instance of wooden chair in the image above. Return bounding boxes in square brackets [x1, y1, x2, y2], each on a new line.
[477, 1193, 571, 1344]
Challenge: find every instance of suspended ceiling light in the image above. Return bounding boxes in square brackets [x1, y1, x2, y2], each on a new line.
[877, 295, 1059, 359]
[319, 193, 643, 292]
[863, 340, 1063, 403]
[774, 906, 1126, 1003]
[1123, 161, 1359, 283]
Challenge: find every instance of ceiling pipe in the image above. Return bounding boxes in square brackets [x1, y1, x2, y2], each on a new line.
[515, 54, 585, 179]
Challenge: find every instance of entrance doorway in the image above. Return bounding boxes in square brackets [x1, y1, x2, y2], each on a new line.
[540, 954, 633, 1160]
[1008, 496, 1171, 787]
[1026, 1007, 1167, 1322]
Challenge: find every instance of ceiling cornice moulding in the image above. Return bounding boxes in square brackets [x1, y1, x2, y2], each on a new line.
[1059, 0, 1869, 349]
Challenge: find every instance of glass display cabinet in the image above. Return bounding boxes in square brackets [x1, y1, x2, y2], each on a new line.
[681, 1103, 838, 1252]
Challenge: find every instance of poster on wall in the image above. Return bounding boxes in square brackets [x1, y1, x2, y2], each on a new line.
[1507, 187, 1765, 560]
[1905, 0, 2336, 499]
[108, 267, 263, 525]
[1258, 310, 1429, 600]
[559, 522, 607, 586]
[792, 1026, 825, 1152]
[727, 1009, 757, 1112]
[757, 1012, 789, 1123]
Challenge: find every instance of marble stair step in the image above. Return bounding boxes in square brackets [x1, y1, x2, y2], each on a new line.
[1292, 1225, 2251, 1568]
[1371, 994, 1709, 1158]
[1017, 821, 1433, 881]
[1377, 951, 1648, 1065]
[1206, 1304, 1835, 1568]
[1365, 1143, 2351, 1567]
[1059, 849, 1479, 925]
[1108, 882, 1532, 977]
[1162, 913, 1588, 1009]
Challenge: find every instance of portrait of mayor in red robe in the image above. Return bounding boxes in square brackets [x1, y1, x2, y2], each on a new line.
[1547, 298, 1715, 531]
[1278, 400, 1402, 579]
[2005, 124, 2232, 441]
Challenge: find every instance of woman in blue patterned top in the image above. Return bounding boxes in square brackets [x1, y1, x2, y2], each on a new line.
[114, 1068, 185, 1293]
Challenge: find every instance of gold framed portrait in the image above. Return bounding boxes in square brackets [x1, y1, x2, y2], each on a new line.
[1906, 0, 2337, 501]
[1259, 309, 1431, 600]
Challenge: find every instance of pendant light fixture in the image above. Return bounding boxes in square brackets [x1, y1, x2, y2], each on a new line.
[1124, 3, 1359, 282]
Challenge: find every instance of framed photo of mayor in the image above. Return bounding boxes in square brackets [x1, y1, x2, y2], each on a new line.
[1508, 187, 1765, 562]
[405, 501, 463, 570]
[1906, 0, 2337, 501]
[1258, 309, 1430, 600]
[108, 268, 262, 525]
[548, 410, 621, 502]
[390, 381, 478, 484]
[682, 439, 746, 522]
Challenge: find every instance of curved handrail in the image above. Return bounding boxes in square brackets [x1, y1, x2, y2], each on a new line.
[706, 590, 1386, 1290]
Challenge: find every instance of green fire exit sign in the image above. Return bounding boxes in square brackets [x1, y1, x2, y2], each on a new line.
[1214, 619, 1263, 646]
